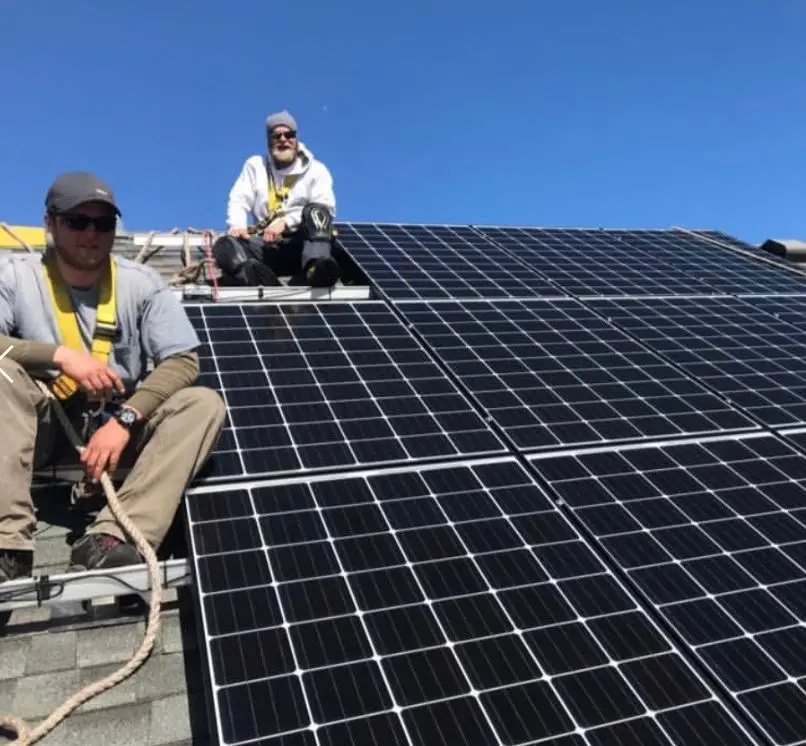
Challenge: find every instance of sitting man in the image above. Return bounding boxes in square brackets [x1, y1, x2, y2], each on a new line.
[0, 171, 226, 583]
[212, 110, 340, 288]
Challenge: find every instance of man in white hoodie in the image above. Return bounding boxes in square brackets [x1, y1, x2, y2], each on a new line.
[212, 111, 339, 287]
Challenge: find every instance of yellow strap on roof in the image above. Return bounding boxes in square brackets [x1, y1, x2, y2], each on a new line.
[0, 224, 46, 249]
[43, 256, 117, 400]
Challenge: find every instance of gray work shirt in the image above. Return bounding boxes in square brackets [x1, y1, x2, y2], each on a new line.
[0, 252, 199, 392]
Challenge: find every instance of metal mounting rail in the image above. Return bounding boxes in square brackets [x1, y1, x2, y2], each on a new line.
[176, 284, 372, 302]
[0, 558, 191, 612]
[132, 232, 208, 248]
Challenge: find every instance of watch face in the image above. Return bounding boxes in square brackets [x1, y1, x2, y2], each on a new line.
[118, 408, 137, 426]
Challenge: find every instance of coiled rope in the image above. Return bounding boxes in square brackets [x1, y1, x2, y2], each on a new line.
[0, 384, 163, 745]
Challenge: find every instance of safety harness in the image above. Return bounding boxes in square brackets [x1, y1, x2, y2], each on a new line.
[43, 255, 117, 400]
[267, 170, 300, 220]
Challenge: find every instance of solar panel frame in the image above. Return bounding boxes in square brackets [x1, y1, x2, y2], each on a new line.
[393, 298, 759, 452]
[529, 431, 806, 746]
[185, 300, 508, 484]
[588, 295, 806, 429]
[336, 222, 563, 299]
[185, 455, 762, 746]
[472, 226, 806, 297]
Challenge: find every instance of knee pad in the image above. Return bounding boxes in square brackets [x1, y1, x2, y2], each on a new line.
[301, 203, 334, 242]
[211, 235, 250, 277]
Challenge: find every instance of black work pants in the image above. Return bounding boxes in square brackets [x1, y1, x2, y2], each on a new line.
[213, 230, 332, 286]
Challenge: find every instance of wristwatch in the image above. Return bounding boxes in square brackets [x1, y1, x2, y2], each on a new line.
[113, 406, 138, 429]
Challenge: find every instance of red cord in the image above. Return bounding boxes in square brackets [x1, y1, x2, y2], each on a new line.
[202, 230, 220, 302]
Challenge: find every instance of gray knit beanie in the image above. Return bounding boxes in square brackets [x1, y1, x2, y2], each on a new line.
[265, 111, 297, 133]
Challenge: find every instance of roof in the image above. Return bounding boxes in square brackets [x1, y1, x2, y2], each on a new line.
[3, 221, 806, 746]
[1, 487, 207, 746]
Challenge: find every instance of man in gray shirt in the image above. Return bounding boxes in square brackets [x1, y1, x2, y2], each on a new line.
[0, 172, 226, 582]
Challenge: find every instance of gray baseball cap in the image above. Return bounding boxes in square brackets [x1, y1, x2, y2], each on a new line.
[45, 171, 122, 216]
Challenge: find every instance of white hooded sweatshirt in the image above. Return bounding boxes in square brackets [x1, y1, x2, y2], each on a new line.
[225, 143, 336, 232]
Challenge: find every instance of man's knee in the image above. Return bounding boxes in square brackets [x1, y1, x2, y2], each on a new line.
[212, 235, 245, 273]
[170, 386, 227, 428]
[300, 203, 334, 242]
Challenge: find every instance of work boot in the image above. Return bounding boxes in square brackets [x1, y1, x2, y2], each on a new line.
[0, 549, 33, 583]
[69, 533, 140, 571]
[306, 257, 340, 287]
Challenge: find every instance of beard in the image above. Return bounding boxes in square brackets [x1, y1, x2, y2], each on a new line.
[271, 145, 297, 167]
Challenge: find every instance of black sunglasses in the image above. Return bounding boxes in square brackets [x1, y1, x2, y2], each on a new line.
[271, 130, 297, 142]
[58, 213, 117, 233]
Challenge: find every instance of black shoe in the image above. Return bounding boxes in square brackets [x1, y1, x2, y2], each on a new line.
[69, 533, 140, 571]
[0, 549, 33, 583]
[306, 257, 340, 287]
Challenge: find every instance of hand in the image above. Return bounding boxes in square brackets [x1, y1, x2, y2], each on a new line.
[228, 227, 249, 239]
[53, 346, 125, 399]
[262, 218, 285, 243]
[81, 417, 131, 483]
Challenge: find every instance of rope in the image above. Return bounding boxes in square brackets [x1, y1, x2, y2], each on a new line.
[0, 382, 163, 745]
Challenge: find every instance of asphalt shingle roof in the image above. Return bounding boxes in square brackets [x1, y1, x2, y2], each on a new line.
[0, 490, 208, 746]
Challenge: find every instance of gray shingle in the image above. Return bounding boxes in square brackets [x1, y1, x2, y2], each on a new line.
[25, 630, 77, 675]
[40, 703, 152, 746]
[76, 621, 140, 668]
[0, 637, 29, 681]
[0, 678, 17, 713]
[149, 693, 192, 745]
[12, 669, 81, 720]
[77, 663, 139, 713]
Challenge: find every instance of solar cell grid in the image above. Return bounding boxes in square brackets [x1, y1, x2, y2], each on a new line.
[185, 301, 507, 482]
[589, 295, 806, 428]
[531, 432, 806, 746]
[395, 299, 756, 451]
[186, 458, 758, 746]
[475, 226, 806, 296]
[337, 222, 561, 299]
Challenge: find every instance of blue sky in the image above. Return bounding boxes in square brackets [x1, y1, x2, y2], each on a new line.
[0, 0, 802, 244]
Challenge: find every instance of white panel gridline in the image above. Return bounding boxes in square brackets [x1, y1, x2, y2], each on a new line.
[588, 295, 806, 428]
[185, 457, 759, 746]
[530, 432, 806, 746]
[395, 299, 758, 451]
[337, 223, 563, 299]
[474, 227, 806, 297]
[183, 301, 507, 483]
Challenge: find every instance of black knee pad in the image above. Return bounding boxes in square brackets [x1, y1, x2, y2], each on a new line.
[301, 203, 334, 242]
[211, 235, 250, 277]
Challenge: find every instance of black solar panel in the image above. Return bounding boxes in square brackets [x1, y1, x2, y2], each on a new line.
[475, 226, 806, 296]
[185, 301, 507, 482]
[740, 294, 806, 328]
[589, 295, 806, 428]
[186, 458, 759, 746]
[337, 223, 561, 299]
[395, 299, 757, 450]
[531, 433, 806, 746]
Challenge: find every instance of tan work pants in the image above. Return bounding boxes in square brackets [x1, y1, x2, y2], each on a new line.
[0, 358, 226, 553]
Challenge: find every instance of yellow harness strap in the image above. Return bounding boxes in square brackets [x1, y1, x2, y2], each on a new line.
[43, 257, 117, 400]
[267, 172, 300, 220]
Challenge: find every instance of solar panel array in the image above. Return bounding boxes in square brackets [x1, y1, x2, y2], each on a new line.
[184, 223, 806, 746]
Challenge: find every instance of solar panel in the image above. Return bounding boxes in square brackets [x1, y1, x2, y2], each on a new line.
[688, 229, 803, 271]
[530, 432, 806, 746]
[395, 299, 757, 451]
[336, 223, 561, 299]
[185, 301, 507, 482]
[740, 294, 806, 328]
[474, 226, 806, 296]
[589, 295, 806, 428]
[185, 457, 759, 746]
